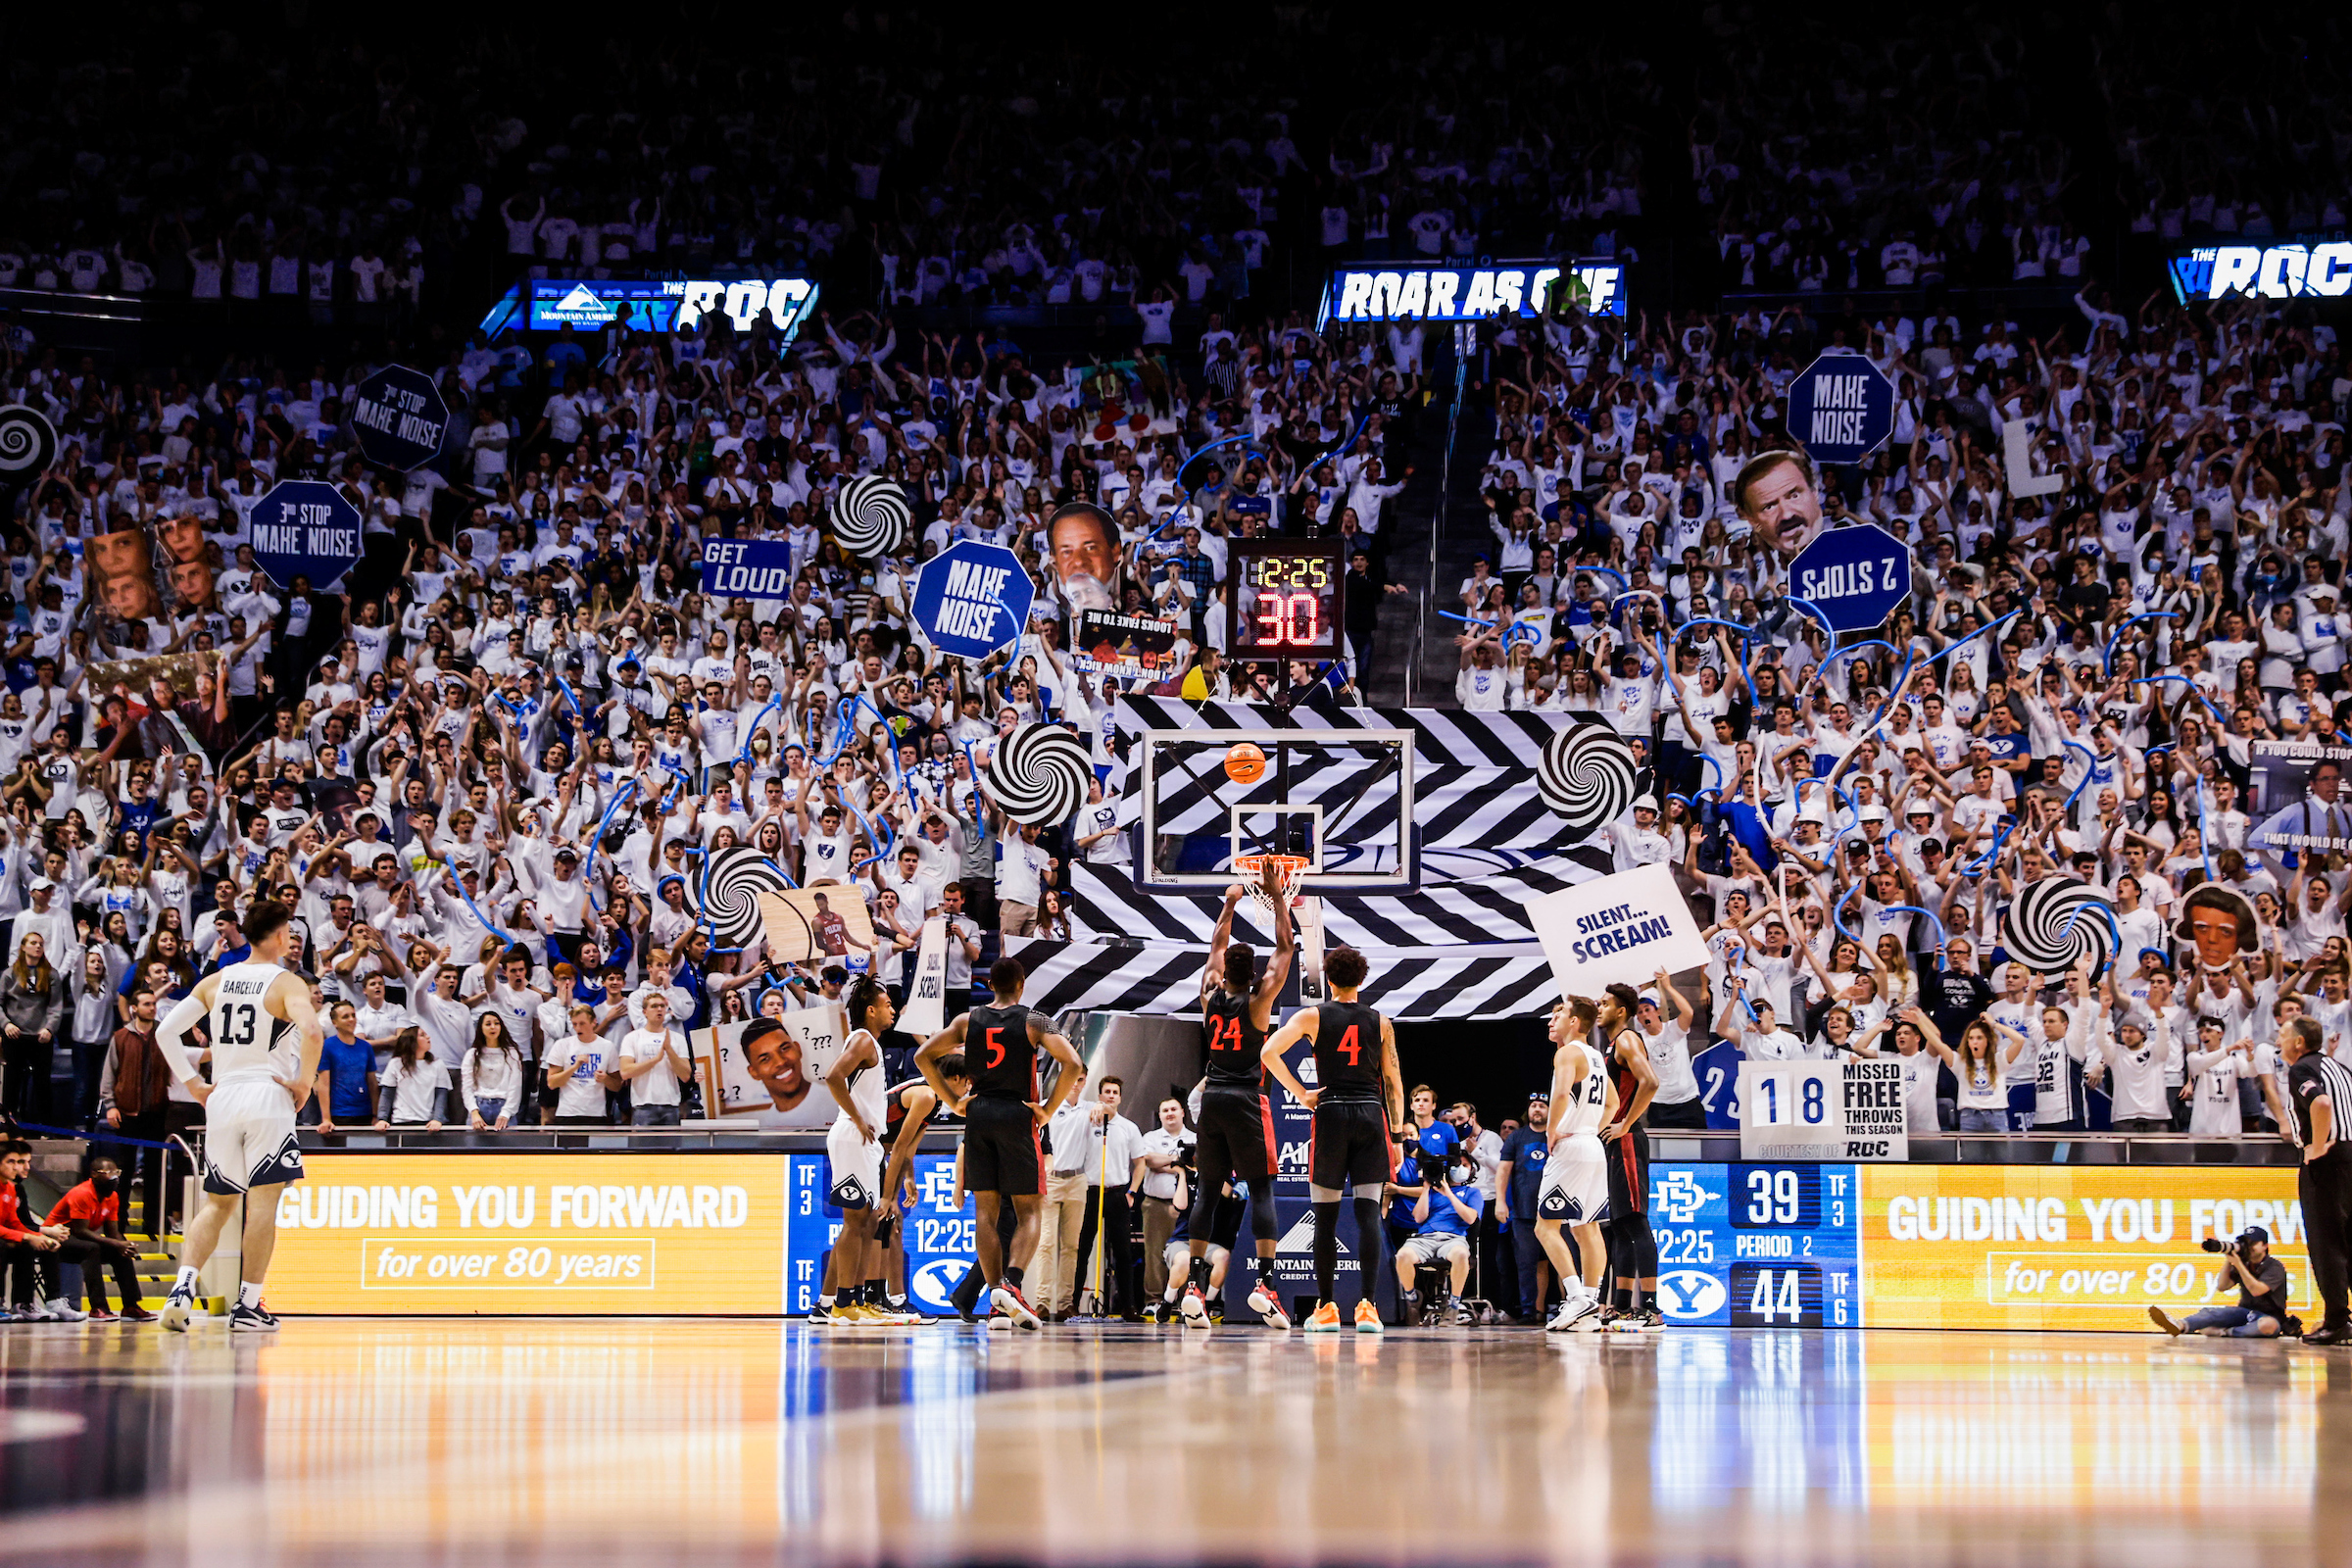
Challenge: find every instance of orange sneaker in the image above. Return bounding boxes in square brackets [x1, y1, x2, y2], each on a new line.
[1353, 1299, 1384, 1335]
[1305, 1300, 1344, 1334]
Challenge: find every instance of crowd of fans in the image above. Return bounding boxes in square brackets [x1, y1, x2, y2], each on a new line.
[0, 1, 2343, 1195]
[1453, 273, 2352, 1144]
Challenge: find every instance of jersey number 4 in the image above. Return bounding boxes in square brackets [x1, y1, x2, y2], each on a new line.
[1335, 1025, 1360, 1066]
[219, 1003, 259, 1048]
[1210, 1015, 1247, 1052]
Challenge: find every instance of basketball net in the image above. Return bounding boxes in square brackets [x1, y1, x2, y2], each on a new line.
[1234, 855, 1327, 1001]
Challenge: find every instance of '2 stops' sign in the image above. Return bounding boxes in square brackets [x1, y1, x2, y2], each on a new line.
[1789, 521, 1910, 634]
[350, 365, 450, 472]
[1786, 352, 1893, 466]
[911, 540, 1032, 660]
[250, 479, 365, 592]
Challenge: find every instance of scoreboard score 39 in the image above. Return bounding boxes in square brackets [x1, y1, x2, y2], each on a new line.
[1228, 538, 1344, 663]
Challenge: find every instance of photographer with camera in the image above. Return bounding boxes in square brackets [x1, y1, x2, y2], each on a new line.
[1393, 1126, 1482, 1325]
[1137, 1097, 1195, 1311]
[2149, 1226, 2290, 1339]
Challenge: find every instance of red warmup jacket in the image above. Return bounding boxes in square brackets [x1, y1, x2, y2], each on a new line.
[0, 1181, 40, 1243]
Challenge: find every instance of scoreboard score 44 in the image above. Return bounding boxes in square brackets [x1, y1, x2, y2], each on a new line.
[1228, 538, 1345, 663]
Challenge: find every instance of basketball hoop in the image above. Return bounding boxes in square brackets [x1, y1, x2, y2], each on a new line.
[1233, 853, 1313, 918]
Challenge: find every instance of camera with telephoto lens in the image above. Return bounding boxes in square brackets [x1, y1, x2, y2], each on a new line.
[2201, 1238, 2237, 1255]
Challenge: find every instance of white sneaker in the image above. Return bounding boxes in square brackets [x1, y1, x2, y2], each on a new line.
[1247, 1280, 1291, 1330]
[1179, 1285, 1211, 1327]
[1547, 1292, 1601, 1334]
[44, 1299, 88, 1322]
[160, 1286, 199, 1333]
[19, 1300, 57, 1322]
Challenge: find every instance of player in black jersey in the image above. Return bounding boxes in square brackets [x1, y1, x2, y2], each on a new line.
[916, 956, 1082, 1330]
[1594, 982, 1662, 1330]
[1260, 946, 1403, 1335]
[1181, 863, 1296, 1329]
[875, 1053, 971, 1318]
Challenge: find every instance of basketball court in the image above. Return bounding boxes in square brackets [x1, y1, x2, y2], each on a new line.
[1, 1318, 2343, 1565]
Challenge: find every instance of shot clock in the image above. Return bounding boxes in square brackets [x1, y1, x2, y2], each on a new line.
[1228, 539, 1345, 662]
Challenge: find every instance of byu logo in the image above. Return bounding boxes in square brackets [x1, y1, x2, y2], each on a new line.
[1540, 1189, 1579, 1222]
[831, 1176, 869, 1209]
[1658, 1270, 1728, 1320]
[910, 1259, 965, 1312]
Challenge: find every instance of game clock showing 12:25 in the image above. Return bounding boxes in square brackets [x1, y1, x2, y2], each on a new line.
[1229, 540, 1344, 662]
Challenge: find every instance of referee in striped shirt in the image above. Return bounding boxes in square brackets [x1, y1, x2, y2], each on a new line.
[2281, 1018, 2352, 1346]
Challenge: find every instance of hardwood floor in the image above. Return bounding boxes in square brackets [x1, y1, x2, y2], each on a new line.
[1, 1318, 2345, 1565]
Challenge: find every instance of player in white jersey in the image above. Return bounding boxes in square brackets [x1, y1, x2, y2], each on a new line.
[150, 900, 325, 1333]
[810, 977, 916, 1325]
[1536, 995, 1617, 1334]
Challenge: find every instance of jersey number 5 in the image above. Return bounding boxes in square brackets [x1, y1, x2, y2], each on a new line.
[1335, 1024, 1360, 1066]
[983, 1027, 1005, 1068]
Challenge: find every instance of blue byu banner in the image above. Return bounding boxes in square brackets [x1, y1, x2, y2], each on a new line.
[350, 365, 450, 472]
[1786, 353, 1893, 466]
[2170, 241, 2352, 304]
[911, 541, 1032, 660]
[1323, 259, 1626, 325]
[701, 537, 796, 598]
[1789, 521, 1911, 633]
[250, 479, 364, 592]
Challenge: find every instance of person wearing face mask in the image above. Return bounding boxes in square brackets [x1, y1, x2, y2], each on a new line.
[45, 1154, 151, 1320]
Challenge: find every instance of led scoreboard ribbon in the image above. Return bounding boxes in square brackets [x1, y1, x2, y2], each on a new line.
[1645, 1162, 1864, 1327]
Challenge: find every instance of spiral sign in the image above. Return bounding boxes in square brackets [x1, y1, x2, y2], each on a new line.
[686, 847, 795, 952]
[987, 722, 1089, 827]
[1999, 875, 2118, 975]
[831, 474, 910, 560]
[0, 405, 58, 484]
[1538, 719, 1637, 835]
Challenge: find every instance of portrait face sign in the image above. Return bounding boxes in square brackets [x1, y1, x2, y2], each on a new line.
[157, 514, 205, 565]
[690, 1009, 845, 1125]
[89, 529, 160, 621]
[170, 557, 216, 612]
[1046, 505, 1120, 616]
[2176, 884, 2260, 970]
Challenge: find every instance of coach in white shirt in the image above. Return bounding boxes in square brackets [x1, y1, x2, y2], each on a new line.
[1035, 1082, 1148, 1319]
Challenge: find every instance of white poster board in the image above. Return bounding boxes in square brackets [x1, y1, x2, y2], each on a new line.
[689, 1004, 847, 1125]
[1737, 1059, 1909, 1161]
[899, 918, 950, 1038]
[1526, 862, 1711, 999]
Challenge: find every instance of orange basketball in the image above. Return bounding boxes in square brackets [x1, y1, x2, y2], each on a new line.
[1224, 742, 1267, 785]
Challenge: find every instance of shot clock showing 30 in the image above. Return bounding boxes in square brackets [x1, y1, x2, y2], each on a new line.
[1229, 538, 1343, 662]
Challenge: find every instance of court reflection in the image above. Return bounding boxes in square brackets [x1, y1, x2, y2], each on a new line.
[0, 1323, 2344, 1567]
